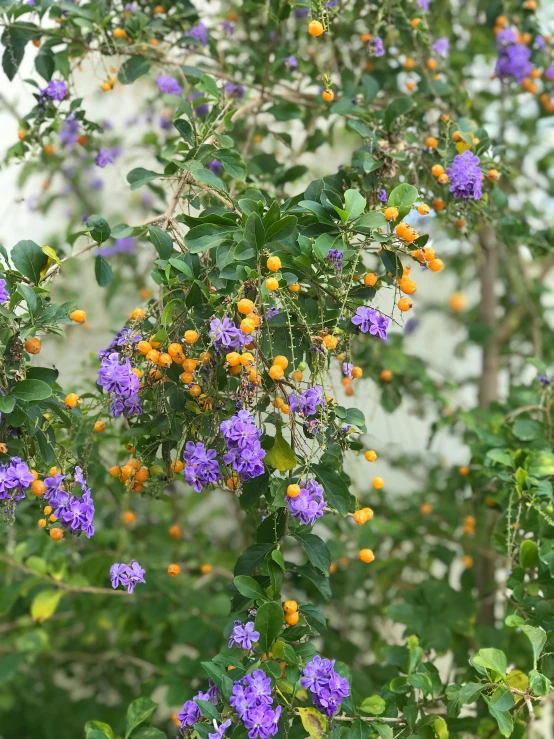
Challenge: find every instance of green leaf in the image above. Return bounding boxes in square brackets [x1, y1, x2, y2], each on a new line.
[195, 699, 219, 721]
[85, 722, 115, 739]
[344, 189, 366, 220]
[185, 223, 237, 254]
[11, 240, 48, 283]
[519, 540, 539, 568]
[297, 707, 328, 739]
[486, 448, 513, 467]
[471, 648, 507, 678]
[16, 283, 38, 314]
[118, 56, 150, 84]
[0, 394, 15, 414]
[384, 97, 414, 130]
[388, 184, 419, 208]
[265, 216, 297, 242]
[95, 256, 113, 287]
[217, 149, 247, 180]
[245, 212, 265, 250]
[2, 28, 29, 81]
[125, 697, 157, 739]
[485, 687, 514, 738]
[312, 464, 353, 515]
[529, 669, 551, 697]
[233, 575, 268, 601]
[174, 118, 195, 146]
[513, 418, 544, 441]
[380, 248, 402, 278]
[254, 601, 284, 652]
[12, 379, 52, 402]
[30, 589, 64, 623]
[294, 532, 331, 574]
[359, 695, 386, 715]
[234, 543, 274, 575]
[148, 226, 174, 259]
[265, 429, 297, 471]
[87, 215, 111, 244]
[521, 625, 547, 667]
[354, 212, 387, 231]
[347, 720, 371, 739]
[127, 168, 163, 191]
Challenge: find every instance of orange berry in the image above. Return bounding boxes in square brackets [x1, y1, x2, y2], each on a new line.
[273, 354, 288, 368]
[462, 555, 474, 569]
[94, 420, 106, 433]
[451, 130, 462, 142]
[31, 470, 39, 480]
[353, 509, 369, 524]
[420, 503, 433, 515]
[226, 352, 242, 367]
[308, 20, 324, 36]
[283, 600, 298, 614]
[426, 59, 438, 71]
[364, 273, 378, 287]
[404, 57, 416, 70]
[359, 548, 375, 563]
[31, 480, 46, 497]
[226, 473, 240, 490]
[171, 460, 184, 473]
[406, 81, 416, 92]
[49, 528, 63, 541]
[285, 611, 299, 625]
[70, 309, 86, 323]
[425, 136, 438, 148]
[323, 334, 338, 349]
[109, 465, 121, 478]
[322, 89, 334, 102]
[24, 337, 41, 354]
[135, 466, 149, 482]
[64, 393, 79, 408]
[373, 477, 384, 489]
[431, 164, 445, 177]
[238, 298, 254, 314]
[438, 173, 449, 185]
[433, 198, 445, 211]
[43, 144, 54, 156]
[459, 465, 470, 476]
[184, 330, 199, 344]
[154, 4, 165, 13]
[281, 404, 290, 414]
[168, 564, 181, 577]
[240, 352, 255, 366]
[17, 129, 27, 140]
[122, 511, 136, 524]
[38, 518, 47, 528]
[487, 168, 500, 181]
[199, 351, 212, 364]
[363, 507, 374, 520]
[146, 349, 160, 364]
[287, 484, 301, 498]
[44, 506, 52, 515]
[418, 204, 430, 216]
[158, 352, 172, 368]
[130, 308, 146, 321]
[189, 384, 202, 397]
[149, 336, 162, 349]
[330, 562, 337, 574]
[168, 342, 184, 360]
[448, 293, 466, 312]
[351, 366, 362, 379]
[200, 563, 213, 575]
[269, 365, 284, 381]
[344, 386, 354, 397]
[182, 358, 198, 372]
[267, 256, 282, 272]
[398, 278, 416, 295]
[365, 450, 377, 462]
[240, 318, 256, 335]
[291, 371, 303, 382]
[380, 369, 392, 382]
[137, 340, 152, 355]
[384, 207, 399, 221]
[289, 283, 301, 293]
[266, 277, 279, 291]
[428, 258, 444, 272]
[130, 481, 144, 493]
[272, 397, 284, 409]
[121, 464, 133, 480]
[227, 366, 241, 377]
[169, 524, 182, 539]
[113, 27, 127, 38]
[397, 297, 412, 312]
[360, 32, 372, 44]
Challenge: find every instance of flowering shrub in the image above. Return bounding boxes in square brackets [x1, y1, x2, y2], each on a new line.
[1, 1, 554, 739]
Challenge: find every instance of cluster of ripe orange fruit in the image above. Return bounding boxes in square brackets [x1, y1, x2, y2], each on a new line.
[109, 457, 151, 493]
[283, 599, 299, 625]
[463, 515, 476, 536]
[31, 467, 64, 540]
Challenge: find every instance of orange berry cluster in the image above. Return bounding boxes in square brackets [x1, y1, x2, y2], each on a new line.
[110, 457, 150, 493]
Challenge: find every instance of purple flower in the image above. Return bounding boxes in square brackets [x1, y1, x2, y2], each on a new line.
[371, 36, 385, 57]
[266, 307, 279, 320]
[97, 352, 141, 418]
[377, 189, 387, 202]
[95, 148, 114, 168]
[221, 21, 235, 35]
[301, 655, 350, 717]
[432, 37, 449, 57]
[183, 441, 221, 492]
[535, 35, 546, 50]
[404, 317, 419, 335]
[540, 375, 551, 386]
[39, 80, 68, 103]
[157, 75, 182, 95]
[188, 91, 210, 118]
[179, 683, 220, 729]
[351, 306, 389, 339]
[209, 317, 247, 351]
[417, 0, 430, 8]
[294, 7, 310, 18]
[110, 560, 145, 593]
[445, 150, 482, 200]
[187, 22, 209, 46]
[496, 28, 519, 47]
[284, 55, 298, 68]
[327, 248, 343, 271]
[221, 410, 266, 481]
[224, 81, 246, 99]
[342, 362, 353, 378]
[231, 671, 280, 739]
[98, 327, 141, 360]
[96, 237, 137, 257]
[496, 42, 533, 82]
[545, 65, 554, 81]
[209, 720, 232, 739]
[287, 479, 326, 526]
[208, 159, 224, 176]
[60, 113, 80, 146]
[243, 705, 281, 739]
[0, 279, 9, 304]
[0, 457, 34, 506]
[229, 620, 260, 649]
[288, 386, 324, 417]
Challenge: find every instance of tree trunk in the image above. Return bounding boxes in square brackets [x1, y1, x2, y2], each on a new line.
[476, 225, 499, 628]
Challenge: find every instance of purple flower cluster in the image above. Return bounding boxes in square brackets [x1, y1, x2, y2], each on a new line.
[208, 159, 224, 176]
[371, 36, 385, 57]
[284, 55, 298, 68]
[445, 151, 483, 200]
[179, 682, 220, 729]
[44, 467, 95, 538]
[98, 327, 141, 361]
[221, 20, 235, 35]
[229, 620, 260, 649]
[0, 457, 34, 504]
[223, 81, 246, 99]
[95, 148, 116, 168]
[110, 560, 146, 593]
[288, 385, 324, 417]
[0, 279, 9, 304]
[220, 410, 266, 480]
[545, 65, 554, 81]
[209, 317, 247, 352]
[230, 670, 281, 739]
[351, 307, 389, 339]
[60, 113, 80, 146]
[495, 30, 533, 82]
[97, 237, 137, 257]
[187, 22, 209, 46]
[301, 655, 350, 717]
[157, 75, 182, 95]
[432, 37, 449, 57]
[327, 249, 344, 272]
[97, 352, 142, 418]
[39, 80, 68, 103]
[188, 91, 210, 118]
[287, 480, 326, 526]
[183, 441, 221, 492]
